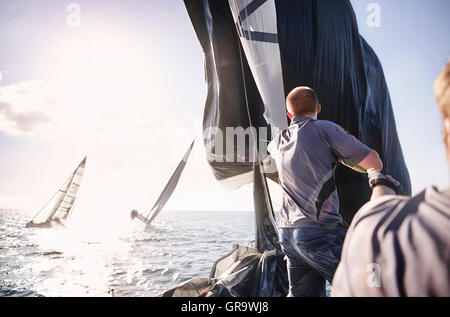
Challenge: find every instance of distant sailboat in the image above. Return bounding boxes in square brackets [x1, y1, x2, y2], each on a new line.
[130, 139, 195, 226]
[26, 157, 86, 228]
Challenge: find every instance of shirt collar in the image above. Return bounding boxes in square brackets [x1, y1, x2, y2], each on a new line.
[291, 116, 314, 125]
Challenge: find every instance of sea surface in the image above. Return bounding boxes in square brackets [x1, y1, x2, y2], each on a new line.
[0, 209, 256, 297]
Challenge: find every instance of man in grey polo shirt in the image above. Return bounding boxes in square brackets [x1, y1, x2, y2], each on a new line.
[268, 86, 383, 297]
[331, 61, 450, 297]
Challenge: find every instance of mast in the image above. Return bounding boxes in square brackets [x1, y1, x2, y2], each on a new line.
[253, 157, 280, 252]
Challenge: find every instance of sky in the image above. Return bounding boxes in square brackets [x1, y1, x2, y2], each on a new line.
[0, 0, 449, 222]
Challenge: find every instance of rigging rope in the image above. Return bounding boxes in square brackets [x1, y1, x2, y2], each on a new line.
[231, 8, 280, 236]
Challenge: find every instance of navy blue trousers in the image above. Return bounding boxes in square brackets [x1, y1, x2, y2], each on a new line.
[279, 223, 347, 297]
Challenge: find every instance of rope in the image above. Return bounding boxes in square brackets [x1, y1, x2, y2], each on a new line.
[232, 12, 280, 232]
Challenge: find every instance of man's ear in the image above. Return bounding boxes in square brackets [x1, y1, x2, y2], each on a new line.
[444, 118, 450, 164]
[317, 104, 322, 115]
[444, 118, 450, 134]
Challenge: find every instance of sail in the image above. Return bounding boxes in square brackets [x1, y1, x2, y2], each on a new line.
[144, 139, 195, 224]
[228, 0, 288, 138]
[186, 0, 411, 223]
[28, 157, 86, 226]
[185, 0, 273, 191]
[274, 0, 411, 221]
[52, 158, 85, 220]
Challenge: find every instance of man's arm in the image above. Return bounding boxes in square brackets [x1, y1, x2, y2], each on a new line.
[339, 150, 383, 173]
[355, 150, 383, 172]
[318, 121, 383, 173]
[371, 184, 396, 200]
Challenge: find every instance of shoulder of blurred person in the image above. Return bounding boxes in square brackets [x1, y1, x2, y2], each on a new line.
[331, 186, 450, 297]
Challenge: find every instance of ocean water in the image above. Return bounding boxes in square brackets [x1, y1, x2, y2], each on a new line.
[0, 209, 256, 297]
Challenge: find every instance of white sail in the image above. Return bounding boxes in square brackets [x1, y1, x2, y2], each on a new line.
[28, 157, 86, 226]
[228, 0, 288, 137]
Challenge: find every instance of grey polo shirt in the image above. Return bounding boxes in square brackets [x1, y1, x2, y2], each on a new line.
[268, 116, 372, 227]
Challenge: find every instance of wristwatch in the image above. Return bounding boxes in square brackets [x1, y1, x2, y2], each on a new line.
[367, 168, 399, 193]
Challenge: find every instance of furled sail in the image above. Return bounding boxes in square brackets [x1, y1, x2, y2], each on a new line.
[131, 139, 196, 225]
[26, 157, 86, 228]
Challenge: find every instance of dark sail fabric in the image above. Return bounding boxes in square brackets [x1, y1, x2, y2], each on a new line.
[187, 0, 410, 223]
[185, 0, 273, 190]
[274, 0, 411, 222]
[169, 0, 412, 297]
[253, 161, 279, 252]
[161, 245, 288, 297]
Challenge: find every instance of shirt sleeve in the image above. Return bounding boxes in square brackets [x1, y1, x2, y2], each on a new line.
[316, 120, 372, 164]
[267, 136, 278, 155]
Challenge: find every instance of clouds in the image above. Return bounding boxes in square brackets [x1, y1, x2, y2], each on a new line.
[0, 81, 56, 135]
[0, 76, 206, 211]
[0, 101, 51, 133]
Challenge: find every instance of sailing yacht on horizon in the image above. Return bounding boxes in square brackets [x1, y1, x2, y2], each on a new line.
[130, 139, 195, 226]
[26, 156, 87, 228]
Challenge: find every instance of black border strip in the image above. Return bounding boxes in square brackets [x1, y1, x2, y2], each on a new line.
[241, 29, 278, 43]
[238, 0, 268, 23]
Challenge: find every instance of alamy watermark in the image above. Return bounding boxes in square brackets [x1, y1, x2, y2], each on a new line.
[367, 3, 381, 28]
[66, 3, 81, 28]
[366, 263, 382, 288]
[201, 125, 277, 172]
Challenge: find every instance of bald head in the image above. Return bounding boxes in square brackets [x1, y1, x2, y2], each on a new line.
[286, 87, 319, 117]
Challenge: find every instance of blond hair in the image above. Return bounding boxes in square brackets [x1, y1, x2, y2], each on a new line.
[434, 60, 450, 118]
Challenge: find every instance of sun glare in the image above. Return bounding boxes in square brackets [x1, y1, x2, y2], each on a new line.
[47, 29, 158, 129]
[28, 28, 175, 230]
